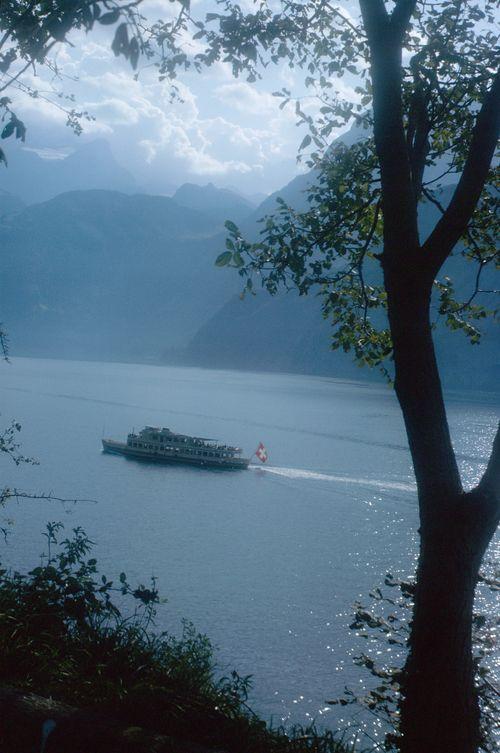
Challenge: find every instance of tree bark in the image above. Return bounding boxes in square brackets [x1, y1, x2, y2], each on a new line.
[385, 268, 462, 502]
[359, 4, 500, 750]
[399, 489, 498, 753]
[385, 271, 500, 753]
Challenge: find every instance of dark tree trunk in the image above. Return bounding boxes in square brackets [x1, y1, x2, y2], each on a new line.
[385, 271, 500, 753]
[358, 4, 500, 750]
[399, 489, 498, 753]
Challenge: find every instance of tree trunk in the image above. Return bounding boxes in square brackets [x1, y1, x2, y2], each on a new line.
[360, 5, 500, 748]
[399, 489, 498, 753]
[385, 272, 500, 753]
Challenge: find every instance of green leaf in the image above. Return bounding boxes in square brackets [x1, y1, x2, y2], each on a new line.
[1, 121, 15, 139]
[111, 23, 128, 57]
[299, 134, 312, 151]
[14, 120, 26, 141]
[215, 251, 232, 267]
[99, 10, 120, 25]
[224, 220, 239, 235]
[129, 37, 140, 69]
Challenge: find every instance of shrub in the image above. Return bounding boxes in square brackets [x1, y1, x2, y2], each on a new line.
[0, 523, 354, 753]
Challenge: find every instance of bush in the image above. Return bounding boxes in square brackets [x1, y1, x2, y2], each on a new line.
[0, 523, 354, 753]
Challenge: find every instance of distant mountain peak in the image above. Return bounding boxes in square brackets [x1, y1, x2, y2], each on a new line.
[0, 138, 137, 205]
[66, 138, 115, 161]
[172, 182, 255, 225]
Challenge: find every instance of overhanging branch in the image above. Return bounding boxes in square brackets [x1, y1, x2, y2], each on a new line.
[422, 71, 500, 274]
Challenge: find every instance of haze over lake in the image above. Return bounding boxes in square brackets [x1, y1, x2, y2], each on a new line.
[2, 357, 498, 730]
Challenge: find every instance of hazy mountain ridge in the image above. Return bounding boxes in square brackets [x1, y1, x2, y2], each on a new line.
[0, 189, 25, 217]
[173, 182, 256, 227]
[0, 189, 241, 361]
[1, 138, 497, 390]
[0, 140, 138, 205]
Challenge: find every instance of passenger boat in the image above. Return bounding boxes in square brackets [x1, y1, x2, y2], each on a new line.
[102, 426, 250, 470]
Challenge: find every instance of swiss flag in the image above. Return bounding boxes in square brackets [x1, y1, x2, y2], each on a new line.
[255, 442, 268, 463]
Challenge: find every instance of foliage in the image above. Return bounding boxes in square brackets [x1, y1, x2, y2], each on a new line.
[151, 0, 499, 371]
[328, 571, 499, 752]
[0, 0, 147, 162]
[0, 419, 37, 466]
[0, 523, 357, 752]
[0, 522, 216, 704]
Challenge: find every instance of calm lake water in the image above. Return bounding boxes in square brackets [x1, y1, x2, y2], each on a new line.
[1, 357, 498, 736]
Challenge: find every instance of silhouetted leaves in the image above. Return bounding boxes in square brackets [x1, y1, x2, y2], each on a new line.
[99, 9, 121, 26]
[0, 0, 147, 152]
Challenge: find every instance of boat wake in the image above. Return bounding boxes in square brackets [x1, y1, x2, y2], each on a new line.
[250, 464, 416, 493]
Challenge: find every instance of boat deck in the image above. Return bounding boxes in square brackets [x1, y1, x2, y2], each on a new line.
[102, 439, 249, 470]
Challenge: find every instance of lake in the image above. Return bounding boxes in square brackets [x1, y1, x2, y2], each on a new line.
[1, 357, 498, 738]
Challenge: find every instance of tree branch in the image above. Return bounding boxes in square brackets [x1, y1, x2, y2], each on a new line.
[422, 70, 500, 274]
[360, 0, 420, 257]
[390, 0, 418, 39]
[359, 0, 389, 40]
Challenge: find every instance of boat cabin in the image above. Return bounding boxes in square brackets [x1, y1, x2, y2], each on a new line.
[126, 426, 242, 460]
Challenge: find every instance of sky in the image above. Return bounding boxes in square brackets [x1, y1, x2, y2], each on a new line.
[9, 0, 359, 198]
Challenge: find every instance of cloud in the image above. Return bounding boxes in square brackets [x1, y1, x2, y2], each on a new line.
[4, 7, 316, 194]
[215, 82, 277, 114]
[86, 98, 141, 126]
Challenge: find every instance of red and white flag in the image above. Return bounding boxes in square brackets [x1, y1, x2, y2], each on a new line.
[255, 442, 268, 463]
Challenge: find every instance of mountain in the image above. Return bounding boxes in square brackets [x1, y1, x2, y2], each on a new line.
[172, 183, 256, 227]
[0, 189, 25, 217]
[1, 128, 497, 391]
[0, 190, 237, 361]
[183, 281, 498, 391]
[0, 140, 137, 205]
[248, 118, 458, 228]
[183, 291, 368, 381]
[223, 185, 268, 206]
